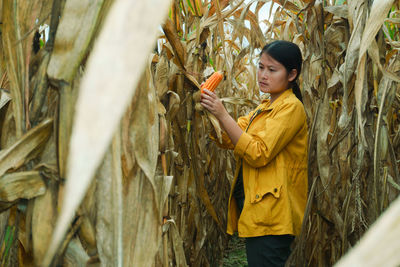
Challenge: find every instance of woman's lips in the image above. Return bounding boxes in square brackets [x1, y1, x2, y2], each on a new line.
[259, 81, 268, 87]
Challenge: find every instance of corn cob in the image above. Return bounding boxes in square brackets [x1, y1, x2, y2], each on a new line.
[201, 71, 223, 93]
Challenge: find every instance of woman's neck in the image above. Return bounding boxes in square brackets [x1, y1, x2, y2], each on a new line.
[269, 91, 284, 104]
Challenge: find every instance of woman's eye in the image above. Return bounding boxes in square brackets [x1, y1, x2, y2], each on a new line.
[258, 65, 264, 69]
[269, 68, 275, 72]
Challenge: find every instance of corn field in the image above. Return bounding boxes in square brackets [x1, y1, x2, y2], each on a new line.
[0, 0, 399, 266]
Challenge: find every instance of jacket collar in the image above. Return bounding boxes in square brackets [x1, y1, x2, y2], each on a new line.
[261, 89, 294, 111]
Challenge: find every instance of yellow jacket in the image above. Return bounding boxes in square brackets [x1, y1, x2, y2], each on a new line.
[213, 89, 308, 237]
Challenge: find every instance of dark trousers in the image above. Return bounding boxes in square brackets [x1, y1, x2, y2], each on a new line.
[245, 235, 294, 267]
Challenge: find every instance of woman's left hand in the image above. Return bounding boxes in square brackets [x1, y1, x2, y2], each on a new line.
[200, 89, 227, 120]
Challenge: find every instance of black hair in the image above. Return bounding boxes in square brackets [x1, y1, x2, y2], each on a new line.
[261, 40, 303, 103]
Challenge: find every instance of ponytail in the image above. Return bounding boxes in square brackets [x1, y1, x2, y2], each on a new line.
[291, 82, 303, 103]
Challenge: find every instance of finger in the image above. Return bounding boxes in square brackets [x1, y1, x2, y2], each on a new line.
[201, 93, 214, 102]
[201, 98, 212, 106]
[201, 93, 211, 99]
[202, 98, 217, 109]
[200, 101, 211, 110]
[204, 89, 216, 99]
[202, 88, 212, 95]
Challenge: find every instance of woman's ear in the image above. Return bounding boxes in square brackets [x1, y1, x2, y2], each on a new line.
[288, 69, 298, 82]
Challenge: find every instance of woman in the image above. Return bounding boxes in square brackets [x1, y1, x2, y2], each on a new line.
[200, 40, 308, 267]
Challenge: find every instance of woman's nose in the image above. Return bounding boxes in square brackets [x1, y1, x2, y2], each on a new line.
[260, 69, 268, 80]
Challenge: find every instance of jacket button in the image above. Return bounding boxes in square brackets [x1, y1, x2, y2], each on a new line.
[274, 188, 278, 193]
[255, 194, 260, 199]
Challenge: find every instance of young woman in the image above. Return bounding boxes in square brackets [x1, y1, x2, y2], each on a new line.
[200, 40, 308, 267]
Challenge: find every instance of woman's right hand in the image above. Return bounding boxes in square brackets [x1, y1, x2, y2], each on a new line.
[200, 89, 228, 121]
[201, 88, 243, 145]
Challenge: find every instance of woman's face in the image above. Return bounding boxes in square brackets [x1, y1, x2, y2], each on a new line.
[257, 53, 297, 101]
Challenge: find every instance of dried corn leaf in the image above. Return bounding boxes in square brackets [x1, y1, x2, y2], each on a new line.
[121, 167, 162, 266]
[335, 196, 400, 267]
[366, 35, 400, 84]
[162, 18, 186, 71]
[0, 171, 45, 202]
[338, 0, 366, 129]
[63, 238, 90, 267]
[206, 112, 223, 143]
[47, 0, 109, 179]
[32, 179, 57, 265]
[0, 211, 10, 253]
[155, 54, 170, 99]
[358, 0, 396, 58]
[0, 118, 53, 177]
[0, 102, 18, 150]
[324, 5, 348, 19]
[1, 0, 48, 136]
[164, 219, 188, 267]
[78, 215, 97, 254]
[43, 0, 172, 264]
[220, 96, 257, 106]
[28, 52, 51, 125]
[354, 0, 396, 146]
[47, 0, 107, 83]
[208, 0, 230, 17]
[0, 90, 11, 110]
[110, 129, 123, 265]
[354, 52, 368, 146]
[57, 80, 80, 179]
[9, 0, 51, 132]
[166, 91, 181, 121]
[95, 147, 117, 266]
[272, 0, 300, 13]
[129, 67, 159, 187]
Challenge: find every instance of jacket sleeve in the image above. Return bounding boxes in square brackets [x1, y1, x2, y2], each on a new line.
[209, 110, 255, 150]
[233, 100, 306, 168]
[209, 130, 235, 149]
